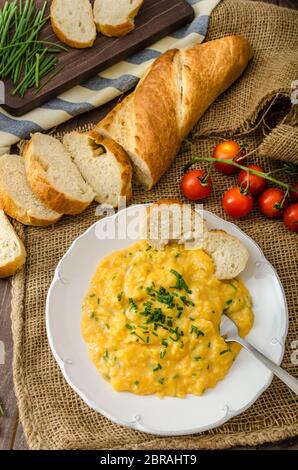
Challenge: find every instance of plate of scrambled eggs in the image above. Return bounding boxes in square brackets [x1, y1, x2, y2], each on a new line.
[46, 205, 288, 435]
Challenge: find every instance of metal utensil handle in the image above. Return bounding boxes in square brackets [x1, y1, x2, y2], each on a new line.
[236, 337, 298, 395]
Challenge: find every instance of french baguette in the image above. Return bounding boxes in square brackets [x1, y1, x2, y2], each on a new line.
[23, 133, 95, 215]
[51, 0, 96, 48]
[0, 210, 26, 278]
[95, 36, 253, 189]
[63, 131, 132, 207]
[93, 0, 143, 37]
[0, 154, 61, 226]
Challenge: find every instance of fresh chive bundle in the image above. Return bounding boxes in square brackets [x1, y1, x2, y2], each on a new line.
[0, 0, 67, 97]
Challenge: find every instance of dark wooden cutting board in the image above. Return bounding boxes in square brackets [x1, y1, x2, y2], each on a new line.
[1, 0, 194, 116]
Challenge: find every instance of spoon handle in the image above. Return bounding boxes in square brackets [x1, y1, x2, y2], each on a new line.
[235, 337, 298, 395]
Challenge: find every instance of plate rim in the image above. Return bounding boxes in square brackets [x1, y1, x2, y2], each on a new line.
[46, 205, 289, 436]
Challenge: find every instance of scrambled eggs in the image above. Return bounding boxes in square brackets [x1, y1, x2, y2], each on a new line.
[81, 241, 253, 398]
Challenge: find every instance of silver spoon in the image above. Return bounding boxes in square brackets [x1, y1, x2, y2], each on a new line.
[221, 315, 298, 395]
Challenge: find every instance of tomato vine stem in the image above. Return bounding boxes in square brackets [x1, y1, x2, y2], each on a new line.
[184, 157, 298, 195]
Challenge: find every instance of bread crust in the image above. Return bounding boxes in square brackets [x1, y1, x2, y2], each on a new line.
[23, 141, 93, 216]
[97, 36, 253, 189]
[51, 18, 95, 48]
[179, 35, 253, 137]
[96, 21, 134, 38]
[0, 184, 61, 227]
[0, 211, 26, 277]
[50, 0, 96, 48]
[0, 241, 26, 277]
[134, 50, 182, 188]
[94, 0, 143, 37]
[0, 253, 25, 278]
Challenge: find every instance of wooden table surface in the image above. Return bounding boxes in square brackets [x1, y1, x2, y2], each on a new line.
[1, 0, 297, 451]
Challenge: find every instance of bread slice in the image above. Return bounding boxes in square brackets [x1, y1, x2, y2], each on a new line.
[0, 154, 61, 226]
[93, 0, 143, 37]
[63, 131, 132, 207]
[51, 0, 96, 48]
[140, 200, 249, 280]
[202, 229, 249, 280]
[0, 210, 26, 278]
[23, 133, 95, 215]
[140, 199, 207, 250]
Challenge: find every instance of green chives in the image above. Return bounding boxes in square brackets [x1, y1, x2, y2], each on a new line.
[220, 349, 230, 355]
[0, 1, 67, 97]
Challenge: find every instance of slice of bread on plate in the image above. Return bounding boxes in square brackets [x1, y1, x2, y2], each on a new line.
[140, 199, 207, 250]
[93, 0, 144, 37]
[140, 200, 249, 279]
[0, 210, 26, 278]
[202, 229, 249, 280]
[51, 0, 96, 48]
[23, 133, 95, 215]
[63, 131, 132, 207]
[0, 154, 61, 226]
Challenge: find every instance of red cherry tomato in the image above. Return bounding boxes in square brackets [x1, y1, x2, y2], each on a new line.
[181, 169, 213, 201]
[258, 188, 288, 219]
[238, 165, 268, 197]
[222, 187, 254, 218]
[213, 141, 245, 175]
[283, 204, 298, 232]
[290, 182, 298, 202]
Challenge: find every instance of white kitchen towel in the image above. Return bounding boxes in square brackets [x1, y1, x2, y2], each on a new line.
[0, 0, 221, 155]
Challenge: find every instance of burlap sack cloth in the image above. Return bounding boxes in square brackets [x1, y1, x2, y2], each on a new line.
[11, 0, 298, 450]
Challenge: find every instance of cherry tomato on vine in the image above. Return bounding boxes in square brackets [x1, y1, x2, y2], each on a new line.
[222, 187, 254, 218]
[238, 165, 268, 197]
[258, 188, 289, 219]
[181, 169, 213, 201]
[213, 141, 245, 175]
[283, 204, 298, 233]
[290, 182, 298, 202]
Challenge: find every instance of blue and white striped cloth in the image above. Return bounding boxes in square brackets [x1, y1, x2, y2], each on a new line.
[0, 0, 220, 155]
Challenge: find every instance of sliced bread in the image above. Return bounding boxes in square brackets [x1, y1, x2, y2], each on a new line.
[23, 133, 95, 215]
[202, 229, 249, 280]
[93, 0, 144, 37]
[140, 200, 249, 279]
[63, 131, 132, 207]
[140, 199, 207, 250]
[51, 0, 96, 48]
[0, 154, 61, 226]
[0, 210, 26, 278]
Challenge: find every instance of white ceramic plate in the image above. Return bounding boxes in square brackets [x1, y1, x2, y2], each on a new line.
[46, 206, 288, 436]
